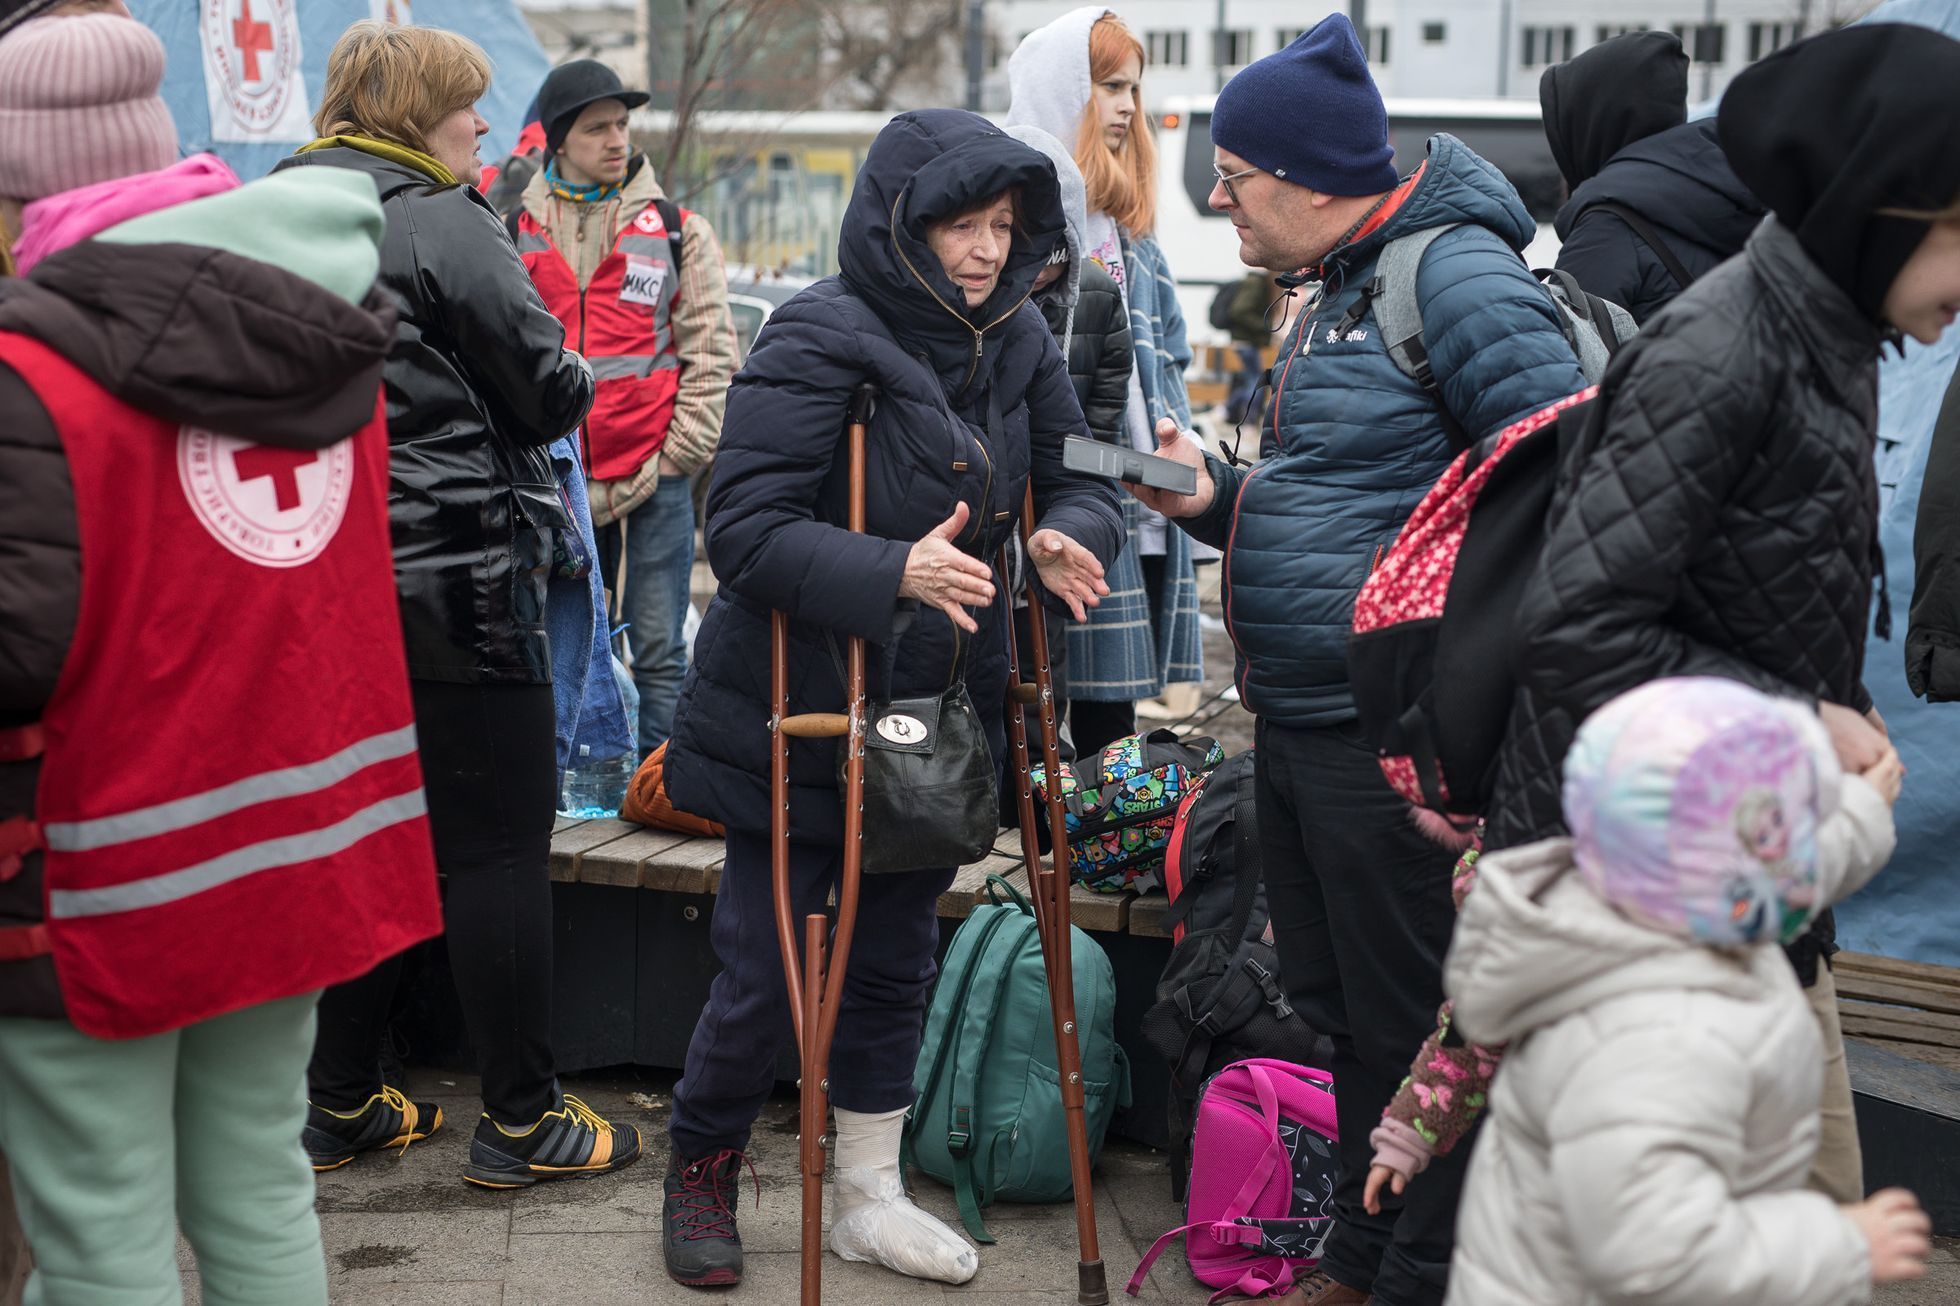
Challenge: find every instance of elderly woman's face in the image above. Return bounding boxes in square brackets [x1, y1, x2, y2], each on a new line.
[426, 103, 489, 186]
[925, 194, 1015, 309]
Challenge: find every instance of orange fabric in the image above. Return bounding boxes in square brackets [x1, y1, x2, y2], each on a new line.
[622, 741, 725, 838]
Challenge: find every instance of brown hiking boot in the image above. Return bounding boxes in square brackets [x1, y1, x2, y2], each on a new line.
[1276, 1269, 1372, 1305]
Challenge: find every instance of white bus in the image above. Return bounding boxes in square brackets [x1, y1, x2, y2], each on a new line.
[1154, 95, 1564, 332]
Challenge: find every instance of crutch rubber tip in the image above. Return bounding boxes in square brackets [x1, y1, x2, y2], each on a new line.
[1077, 1260, 1108, 1305]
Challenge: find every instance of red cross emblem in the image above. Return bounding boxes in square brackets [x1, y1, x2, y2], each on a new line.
[232, 446, 317, 512]
[232, 0, 274, 83]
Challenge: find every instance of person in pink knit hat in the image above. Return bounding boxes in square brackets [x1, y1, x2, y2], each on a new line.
[0, 12, 444, 1306]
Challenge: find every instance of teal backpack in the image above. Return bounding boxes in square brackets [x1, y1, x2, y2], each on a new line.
[904, 876, 1130, 1242]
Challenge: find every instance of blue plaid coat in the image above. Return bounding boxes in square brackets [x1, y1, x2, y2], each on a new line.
[1065, 234, 1204, 700]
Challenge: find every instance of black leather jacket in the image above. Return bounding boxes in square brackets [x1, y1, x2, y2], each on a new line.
[276, 146, 593, 683]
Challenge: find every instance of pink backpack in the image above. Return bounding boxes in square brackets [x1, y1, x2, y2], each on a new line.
[1127, 1058, 1337, 1302]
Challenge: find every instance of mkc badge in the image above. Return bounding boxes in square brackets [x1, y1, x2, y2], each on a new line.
[177, 427, 353, 568]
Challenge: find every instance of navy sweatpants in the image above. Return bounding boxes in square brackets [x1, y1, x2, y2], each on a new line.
[667, 830, 955, 1159]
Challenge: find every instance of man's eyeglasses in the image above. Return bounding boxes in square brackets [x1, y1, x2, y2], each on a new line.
[1213, 161, 1262, 206]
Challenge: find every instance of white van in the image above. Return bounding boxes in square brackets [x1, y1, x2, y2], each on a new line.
[1155, 96, 1564, 336]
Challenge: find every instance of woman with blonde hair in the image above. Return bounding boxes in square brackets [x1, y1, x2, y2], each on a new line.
[278, 22, 643, 1190]
[1007, 8, 1204, 756]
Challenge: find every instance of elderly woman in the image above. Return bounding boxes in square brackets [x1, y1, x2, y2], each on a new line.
[658, 109, 1124, 1290]
[277, 22, 641, 1188]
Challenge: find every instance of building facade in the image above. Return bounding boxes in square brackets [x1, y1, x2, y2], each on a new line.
[982, 0, 1879, 107]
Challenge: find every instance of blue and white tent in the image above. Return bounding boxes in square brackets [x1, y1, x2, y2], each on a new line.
[128, 0, 550, 180]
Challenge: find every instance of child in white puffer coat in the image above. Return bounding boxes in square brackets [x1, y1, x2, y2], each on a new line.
[1444, 677, 1928, 1306]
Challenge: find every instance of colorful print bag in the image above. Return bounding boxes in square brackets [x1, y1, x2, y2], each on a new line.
[1030, 730, 1223, 894]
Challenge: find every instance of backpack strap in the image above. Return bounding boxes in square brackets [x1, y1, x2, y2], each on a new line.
[1584, 200, 1694, 292]
[654, 197, 686, 271]
[503, 196, 685, 272]
[943, 904, 1039, 1244]
[1226, 770, 1262, 943]
[1373, 224, 1470, 452]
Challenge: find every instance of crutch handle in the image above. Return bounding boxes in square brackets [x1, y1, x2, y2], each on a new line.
[779, 713, 852, 738]
[1007, 682, 1040, 705]
[848, 381, 879, 426]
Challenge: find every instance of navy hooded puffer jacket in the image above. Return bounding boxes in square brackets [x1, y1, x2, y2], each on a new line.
[664, 109, 1124, 843]
[1182, 134, 1588, 727]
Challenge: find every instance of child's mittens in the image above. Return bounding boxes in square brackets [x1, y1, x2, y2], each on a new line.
[1369, 1115, 1435, 1183]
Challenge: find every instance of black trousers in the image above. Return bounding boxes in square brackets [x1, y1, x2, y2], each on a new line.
[1255, 717, 1469, 1306]
[309, 679, 560, 1124]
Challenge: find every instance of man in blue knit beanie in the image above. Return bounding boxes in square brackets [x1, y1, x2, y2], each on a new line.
[1128, 15, 1588, 1306]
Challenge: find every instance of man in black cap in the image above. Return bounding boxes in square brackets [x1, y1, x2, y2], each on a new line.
[510, 60, 737, 764]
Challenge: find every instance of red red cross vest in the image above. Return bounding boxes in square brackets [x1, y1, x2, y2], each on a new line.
[516, 200, 684, 481]
[0, 333, 441, 1039]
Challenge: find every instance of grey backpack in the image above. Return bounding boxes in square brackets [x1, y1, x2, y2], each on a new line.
[1369, 223, 1637, 449]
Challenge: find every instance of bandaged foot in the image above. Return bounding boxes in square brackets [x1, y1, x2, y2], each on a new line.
[828, 1106, 979, 1284]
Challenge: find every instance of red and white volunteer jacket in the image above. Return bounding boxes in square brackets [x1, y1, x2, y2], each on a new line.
[0, 332, 441, 1039]
[515, 201, 686, 481]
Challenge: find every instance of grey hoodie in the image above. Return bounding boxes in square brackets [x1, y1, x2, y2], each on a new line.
[1004, 123, 1087, 350]
[1444, 780, 1895, 1306]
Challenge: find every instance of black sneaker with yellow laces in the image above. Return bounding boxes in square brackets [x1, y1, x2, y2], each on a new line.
[304, 1086, 443, 1171]
[462, 1092, 642, 1189]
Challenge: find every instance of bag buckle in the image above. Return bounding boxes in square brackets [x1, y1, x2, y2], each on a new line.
[1243, 957, 1294, 1020]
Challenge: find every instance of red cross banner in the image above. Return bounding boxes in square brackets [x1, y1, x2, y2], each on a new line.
[199, 0, 312, 143]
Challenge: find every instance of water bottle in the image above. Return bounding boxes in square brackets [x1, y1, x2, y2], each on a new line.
[559, 744, 634, 819]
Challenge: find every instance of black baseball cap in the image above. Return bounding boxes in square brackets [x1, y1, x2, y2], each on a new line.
[537, 59, 650, 158]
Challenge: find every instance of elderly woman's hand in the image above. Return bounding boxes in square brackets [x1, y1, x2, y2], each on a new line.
[900, 502, 996, 634]
[1027, 528, 1110, 622]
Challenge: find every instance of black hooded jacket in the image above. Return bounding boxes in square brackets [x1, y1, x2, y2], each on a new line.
[1555, 121, 1764, 324]
[1539, 30, 1688, 193]
[1486, 219, 1884, 982]
[1540, 31, 1762, 323]
[1908, 362, 1960, 700]
[663, 110, 1124, 843]
[275, 146, 594, 685]
[0, 239, 396, 1020]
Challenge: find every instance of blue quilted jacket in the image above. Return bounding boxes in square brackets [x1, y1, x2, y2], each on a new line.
[1183, 134, 1588, 726]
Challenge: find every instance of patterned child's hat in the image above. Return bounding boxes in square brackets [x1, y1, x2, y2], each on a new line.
[1562, 677, 1840, 946]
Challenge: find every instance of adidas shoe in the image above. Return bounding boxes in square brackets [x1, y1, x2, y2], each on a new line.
[304, 1085, 443, 1171]
[462, 1092, 642, 1189]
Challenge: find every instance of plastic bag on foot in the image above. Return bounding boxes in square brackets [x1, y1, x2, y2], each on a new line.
[828, 1165, 979, 1284]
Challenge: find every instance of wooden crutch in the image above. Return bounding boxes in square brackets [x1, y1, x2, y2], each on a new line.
[998, 484, 1109, 1306]
[770, 381, 878, 1306]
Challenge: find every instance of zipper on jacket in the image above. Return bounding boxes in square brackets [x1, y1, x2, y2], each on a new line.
[888, 193, 1034, 395]
[1220, 292, 1322, 715]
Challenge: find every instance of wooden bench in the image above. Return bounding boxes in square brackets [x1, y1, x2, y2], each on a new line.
[548, 816, 1180, 941]
[1835, 950, 1960, 1233]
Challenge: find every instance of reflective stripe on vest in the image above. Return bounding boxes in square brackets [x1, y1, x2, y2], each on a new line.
[517, 202, 685, 480]
[0, 332, 442, 1039]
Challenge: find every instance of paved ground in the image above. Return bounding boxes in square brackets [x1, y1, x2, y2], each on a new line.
[170, 1065, 1960, 1304]
[180, 1068, 1197, 1305]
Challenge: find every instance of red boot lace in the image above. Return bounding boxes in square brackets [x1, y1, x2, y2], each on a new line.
[672, 1148, 760, 1242]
